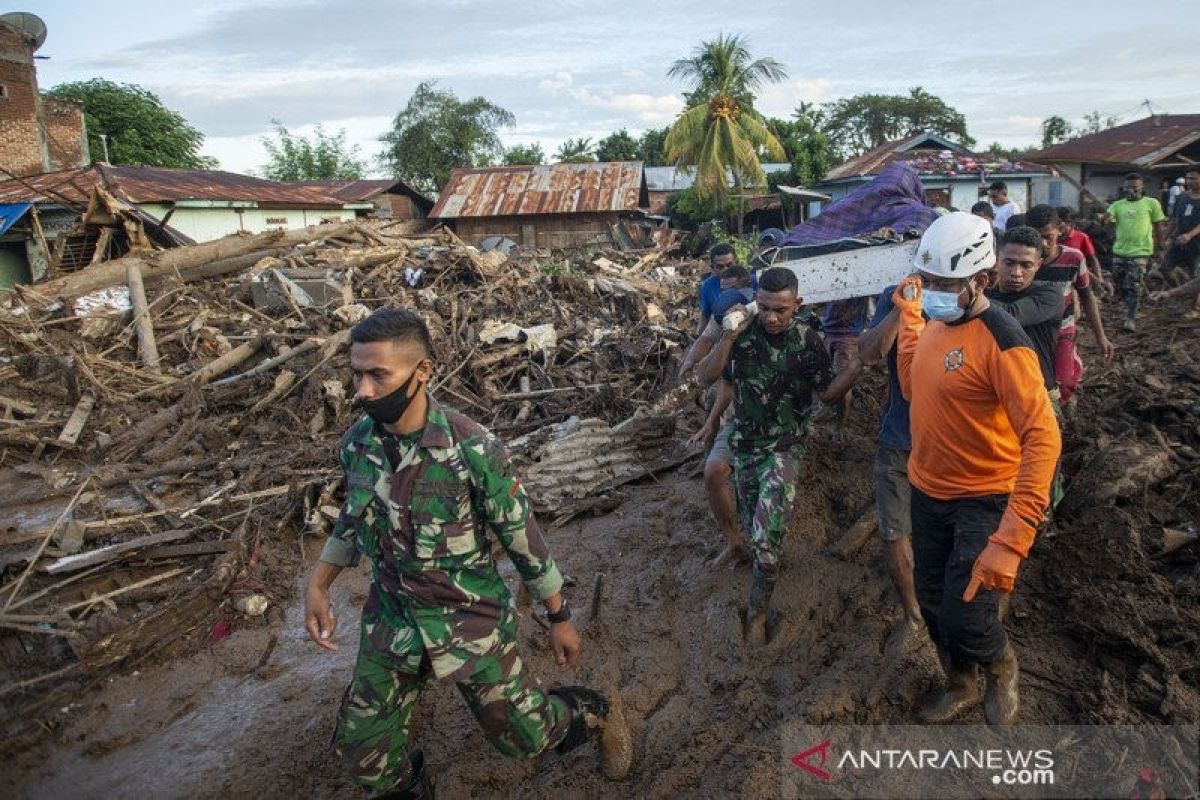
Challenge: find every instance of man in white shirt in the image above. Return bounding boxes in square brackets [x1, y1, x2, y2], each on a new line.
[989, 181, 1022, 231]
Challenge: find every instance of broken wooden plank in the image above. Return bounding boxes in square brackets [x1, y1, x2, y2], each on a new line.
[492, 383, 607, 402]
[140, 540, 239, 560]
[55, 392, 95, 447]
[126, 261, 161, 370]
[45, 530, 190, 575]
[60, 567, 187, 613]
[0, 394, 36, 417]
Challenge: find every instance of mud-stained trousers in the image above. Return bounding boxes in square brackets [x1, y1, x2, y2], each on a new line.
[333, 589, 571, 794]
[733, 444, 805, 579]
[1112, 255, 1148, 321]
[910, 488, 1008, 666]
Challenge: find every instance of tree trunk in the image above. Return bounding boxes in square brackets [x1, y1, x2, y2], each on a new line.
[34, 221, 358, 299]
[734, 171, 745, 236]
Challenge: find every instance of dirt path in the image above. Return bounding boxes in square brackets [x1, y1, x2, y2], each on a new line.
[9, 432, 998, 799]
[10, 301, 1200, 797]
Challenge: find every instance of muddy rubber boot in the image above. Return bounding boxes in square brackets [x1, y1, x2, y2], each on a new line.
[745, 565, 775, 647]
[374, 749, 434, 800]
[916, 647, 981, 723]
[983, 645, 1020, 727]
[551, 686, 633, 780]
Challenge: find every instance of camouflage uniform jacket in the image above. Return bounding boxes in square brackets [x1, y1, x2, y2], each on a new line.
[722, 317, 833, 453]
[319, 396, 563, 680]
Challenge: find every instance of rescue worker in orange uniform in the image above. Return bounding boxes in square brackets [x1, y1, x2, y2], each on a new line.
[892, 212, 1061, 727]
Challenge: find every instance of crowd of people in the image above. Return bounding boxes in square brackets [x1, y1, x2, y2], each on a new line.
[291, 168, 1199, 798]
[679, 168, 1199, 729]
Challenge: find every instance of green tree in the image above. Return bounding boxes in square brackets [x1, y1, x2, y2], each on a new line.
[595, 129, 639, 162]
[636, 127, 670, 166]
[1040, 115, 1072, 148]
[822, 87, 974, 159]
[379, 81, 514, 195]
[1079, 110, 1119, 135]
[664, 185, 737, 229]
[664, 34, 788, 233]
[501, 143, 546, 165]
[554, 137, 596, 163]
[45, 78, 215, 169]
[260, 120, 364, 180]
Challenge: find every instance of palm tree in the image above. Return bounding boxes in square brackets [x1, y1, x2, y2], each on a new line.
[665, 34, 788, 233]
[554, 137, 596, 163]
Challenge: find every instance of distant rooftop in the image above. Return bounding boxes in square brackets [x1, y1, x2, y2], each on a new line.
[429, 161, 648, 219]
[1026, 114, 1200, 168]
[822, 133, 1049, 183]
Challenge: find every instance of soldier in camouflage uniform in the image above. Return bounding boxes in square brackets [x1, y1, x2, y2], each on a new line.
[305, 308, 617, 799]
[697, 267, 861, 645]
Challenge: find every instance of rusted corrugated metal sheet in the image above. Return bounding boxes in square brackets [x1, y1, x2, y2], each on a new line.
[1027, 114, 1200, 167]
[0, 164, 349, 207]
[429, 162, 648, 219]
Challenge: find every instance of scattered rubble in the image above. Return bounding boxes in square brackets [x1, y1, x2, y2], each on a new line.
[0, 219, 703, 712]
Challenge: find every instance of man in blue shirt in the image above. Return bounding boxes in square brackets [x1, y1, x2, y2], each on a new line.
[697, 243, 737, 334]
[858, 285, 923, 652]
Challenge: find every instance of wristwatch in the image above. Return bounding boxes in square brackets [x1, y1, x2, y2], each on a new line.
[546, 600, 572, 624]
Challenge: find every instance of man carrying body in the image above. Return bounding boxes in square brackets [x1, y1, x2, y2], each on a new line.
[1162, 169, 1200, 284]
[696, 243, 737, 335]
[305, 308, 623, 797]
[988, 181, 1021, 232]
[893, 212, 1060, 727]
[697, 267, 859, 645]
[1107, 173, 1168, 331]
[1057, 206, 1110, 295]
[1027, 204, 1114, 402]
[858, 285, 924, 651]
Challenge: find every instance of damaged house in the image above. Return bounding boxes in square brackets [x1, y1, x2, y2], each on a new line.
[428, 161, 650, 249]
[0, 164, 372, 287]
[289, 178, 433, 221]
[817, 132, 1050, 212]
[1026, 114, 1200, 208]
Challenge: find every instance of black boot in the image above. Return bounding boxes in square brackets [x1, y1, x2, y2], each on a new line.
[374, 749, 434, 800]
[916, 647, 981, 723]
[551, 685, 634, 780]
[745, 564, 776, 646]
[983, 645, 1020, 727]
[550, 686, 611, 754]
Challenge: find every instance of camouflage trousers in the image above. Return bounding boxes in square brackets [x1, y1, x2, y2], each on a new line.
[733, 444, 805, 578]
[333, 586, 571, 794]
[1112, 256, 1148, 321]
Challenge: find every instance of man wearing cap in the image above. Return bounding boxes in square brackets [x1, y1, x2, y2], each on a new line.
[892, 212, 1060, 727]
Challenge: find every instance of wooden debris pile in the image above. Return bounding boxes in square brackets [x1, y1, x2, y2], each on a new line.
[0, 219, 702, 705]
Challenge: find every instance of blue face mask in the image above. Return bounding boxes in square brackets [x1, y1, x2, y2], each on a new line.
[922, 289, 964, 322]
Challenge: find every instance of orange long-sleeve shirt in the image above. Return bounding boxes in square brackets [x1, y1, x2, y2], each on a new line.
[897, 302, 1061, 554]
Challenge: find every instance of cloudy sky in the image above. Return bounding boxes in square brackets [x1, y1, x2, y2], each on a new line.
[21, 0, 1200, 177]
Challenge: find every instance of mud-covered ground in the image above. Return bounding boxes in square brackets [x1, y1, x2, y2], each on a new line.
[8, 299, 1200, 798]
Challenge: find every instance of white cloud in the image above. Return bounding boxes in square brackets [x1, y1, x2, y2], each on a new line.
[540, 72, 683, 125]
[755, 77, 834, 118]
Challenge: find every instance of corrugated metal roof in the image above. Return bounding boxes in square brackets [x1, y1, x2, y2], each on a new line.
[644, 163, 791, 192]
[290, 178, 432, 207]
[428, 162, 649, 219]
[1026, 114, 1200, 167]
[0, 164, 351, 208]
[822, 133, 1049, 184]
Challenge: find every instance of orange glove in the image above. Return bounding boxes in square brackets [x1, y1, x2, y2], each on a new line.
[892, 275, 923, 315]
[963, 540, 1023, 601]
[963, 505, 1038, 602]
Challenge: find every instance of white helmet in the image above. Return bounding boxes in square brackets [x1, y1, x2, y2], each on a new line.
[912, 211, 995, 278]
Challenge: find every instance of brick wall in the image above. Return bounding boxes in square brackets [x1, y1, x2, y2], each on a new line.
[42, 97, 87, 170]
[0, 25, 44, 176]
[0, 24, 89, 176]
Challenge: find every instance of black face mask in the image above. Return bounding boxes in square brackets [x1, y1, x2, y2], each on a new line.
[358, 365, 423, 425]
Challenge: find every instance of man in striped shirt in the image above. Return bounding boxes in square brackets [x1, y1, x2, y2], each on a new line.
[1027, 205, 1114, 403]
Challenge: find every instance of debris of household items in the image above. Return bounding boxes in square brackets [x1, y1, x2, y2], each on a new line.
[0, 219, 701, 704]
